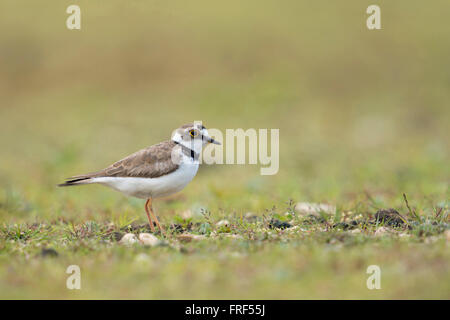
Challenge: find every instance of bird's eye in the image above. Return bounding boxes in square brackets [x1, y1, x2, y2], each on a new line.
[189, 130, 198, 137]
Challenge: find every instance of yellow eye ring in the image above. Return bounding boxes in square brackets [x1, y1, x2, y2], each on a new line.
[189, 130, 198, 137]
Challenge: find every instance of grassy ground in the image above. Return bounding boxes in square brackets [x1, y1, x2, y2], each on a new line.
[1, 204, 449, 299]
[0, 1, 449, 299]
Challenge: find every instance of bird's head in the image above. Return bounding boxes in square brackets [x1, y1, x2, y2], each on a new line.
[171, 122, 220, 152]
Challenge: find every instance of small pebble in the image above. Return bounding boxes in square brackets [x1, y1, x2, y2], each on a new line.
[216, 220, 230, 227]
[295, 202, 336, 216]
[138, 233, 159, 247]
[119, 233, 138, 245]
[374, 226, 389, 236]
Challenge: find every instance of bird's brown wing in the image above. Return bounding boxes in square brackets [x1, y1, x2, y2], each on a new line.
[67, 140, 180, 181]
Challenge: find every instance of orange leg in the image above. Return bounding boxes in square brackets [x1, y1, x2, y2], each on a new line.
[145, 198, 156, 233]
[147, 198, 166, 236]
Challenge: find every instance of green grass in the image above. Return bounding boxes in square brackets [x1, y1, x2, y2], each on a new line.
[0, 203, 448, 299]
[0, 0, 449, 299]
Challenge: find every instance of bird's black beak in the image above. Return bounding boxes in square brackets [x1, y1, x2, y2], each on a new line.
[204, 135, 221, 145]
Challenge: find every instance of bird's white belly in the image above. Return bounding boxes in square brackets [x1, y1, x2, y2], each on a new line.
[91, 162, 199, 199]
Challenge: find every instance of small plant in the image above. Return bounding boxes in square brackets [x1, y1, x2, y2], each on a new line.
[285, 199, 296, 220]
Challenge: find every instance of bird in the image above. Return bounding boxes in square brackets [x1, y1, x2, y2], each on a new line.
[58, 123, 220, 235]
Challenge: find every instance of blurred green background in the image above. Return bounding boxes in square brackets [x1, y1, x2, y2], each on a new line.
[0, 1, 449, 299]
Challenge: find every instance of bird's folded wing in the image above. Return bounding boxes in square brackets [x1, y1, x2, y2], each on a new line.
[69, 140, 180, 180]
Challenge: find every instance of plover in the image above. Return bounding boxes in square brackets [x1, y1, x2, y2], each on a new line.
[58, 123, 220, 234]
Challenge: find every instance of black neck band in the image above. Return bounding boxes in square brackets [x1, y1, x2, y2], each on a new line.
[173, 141, 199, 161]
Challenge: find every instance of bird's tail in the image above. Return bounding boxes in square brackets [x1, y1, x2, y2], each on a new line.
[57, 176, 94, 187]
